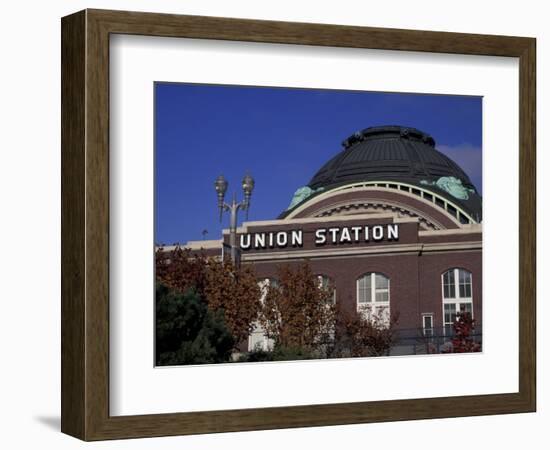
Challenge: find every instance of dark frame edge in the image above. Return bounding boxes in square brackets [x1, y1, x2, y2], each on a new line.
[61, 8, 537, 441]
[86, 393, 534, 441]
[61, 10, 87, 440]
[518, 37, 536, 413]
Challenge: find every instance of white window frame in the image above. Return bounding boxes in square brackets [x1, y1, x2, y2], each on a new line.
[356, 272, 390, 325]
[422, 313, 434, 337]
[441, 268, 473, 336]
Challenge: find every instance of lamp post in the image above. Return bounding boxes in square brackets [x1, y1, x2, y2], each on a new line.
[214, 173, 255, 266]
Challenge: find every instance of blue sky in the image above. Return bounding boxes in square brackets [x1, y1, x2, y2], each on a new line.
[155, 83, 482, 245]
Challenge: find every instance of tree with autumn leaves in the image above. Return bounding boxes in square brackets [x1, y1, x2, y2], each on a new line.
[156, 247, 402, 363]
[442, 311, 481, 353]
[156, 247, 261, 348]
[258, 263, 337, 354]
[203, 257, 262, 345]
[250, 262, 400, 358]
[336, 309, 400, 357]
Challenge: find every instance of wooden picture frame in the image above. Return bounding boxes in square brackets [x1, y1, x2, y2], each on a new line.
[61, 9, 536, 441]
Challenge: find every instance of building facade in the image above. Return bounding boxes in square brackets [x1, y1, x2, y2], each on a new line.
[179, 126, 482, 354]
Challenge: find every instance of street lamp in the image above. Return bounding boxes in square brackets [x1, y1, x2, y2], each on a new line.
[215, 173, 255, 265]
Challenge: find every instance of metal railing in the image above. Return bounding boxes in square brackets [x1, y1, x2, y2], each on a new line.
[311, 325, 483, 357]
[390, 325, 482, 355]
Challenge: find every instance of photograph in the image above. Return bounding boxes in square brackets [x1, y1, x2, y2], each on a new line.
[154, 83, 483, 366]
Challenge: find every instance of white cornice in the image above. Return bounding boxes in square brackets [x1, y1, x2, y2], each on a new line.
[241, 240, 482, 262]
[419, 224, 482, 236]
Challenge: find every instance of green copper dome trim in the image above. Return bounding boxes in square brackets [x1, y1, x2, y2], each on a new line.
[286, 186, 324, 210]
[283, 180, 480, 224]
[420, 177, 476, 200]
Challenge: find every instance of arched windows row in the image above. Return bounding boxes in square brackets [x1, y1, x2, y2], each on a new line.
[354, 268, 474, 332]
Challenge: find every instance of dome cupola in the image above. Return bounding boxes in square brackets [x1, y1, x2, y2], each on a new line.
[281, 125, 482, 223]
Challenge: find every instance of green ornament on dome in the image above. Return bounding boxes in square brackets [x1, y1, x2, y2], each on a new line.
[287, 186, 324, 210]
[420, 176, 475, 200]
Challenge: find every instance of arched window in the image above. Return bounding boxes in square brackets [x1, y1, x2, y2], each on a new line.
[356, 272, 390, 325]
[442, 268, 473, 335]
[317, 274, 336, 304]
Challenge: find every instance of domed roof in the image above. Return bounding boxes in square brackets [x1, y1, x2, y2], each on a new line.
[282, 125, 482, 221]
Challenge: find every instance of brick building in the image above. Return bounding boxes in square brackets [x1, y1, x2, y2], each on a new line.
[176, 126, 482, 354]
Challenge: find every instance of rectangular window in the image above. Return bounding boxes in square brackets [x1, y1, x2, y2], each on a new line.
[442, 269, 474, 337]
[422, 314, 434, 337]
[358, 275, 371, 303]
[459, 270, 472, 298]
[444, 303, 456, 321]
[444, 303, 457, 336]
[374, 274, 389, 303]
[357, 273, 390, 327]
[459, 284, 470, 298]
[443, 270, 455, 298]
